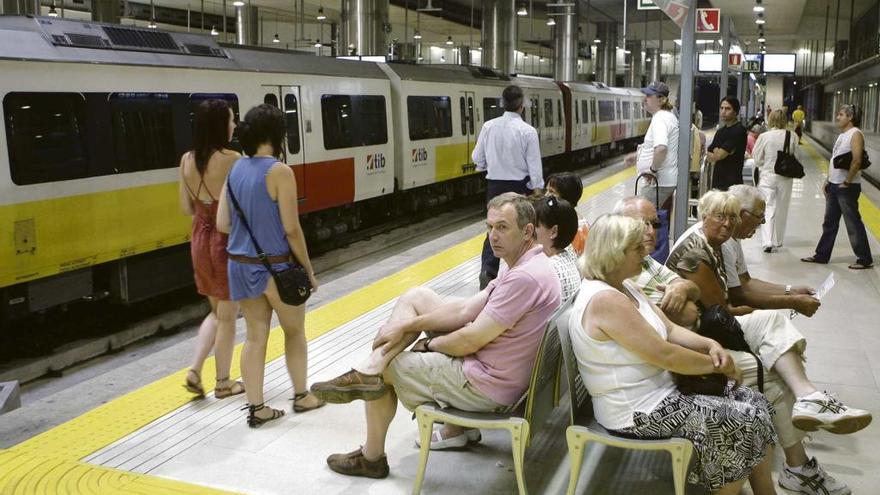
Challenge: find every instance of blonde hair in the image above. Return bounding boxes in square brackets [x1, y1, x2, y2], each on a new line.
[698, 190, 741, 222]
[579, 214, 645, 283]
[767, 109, 787, 130]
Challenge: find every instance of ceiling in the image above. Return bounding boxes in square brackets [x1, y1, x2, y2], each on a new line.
[52, 0, 878, 55]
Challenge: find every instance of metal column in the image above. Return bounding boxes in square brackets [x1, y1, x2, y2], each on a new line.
[235, 4, 259, 46]
[1, 0, 39, 15]
[481, 0, 516, 74]
[594, 22, 617, 84]
[340, 0, 389, 56]
[646, 47, 661, 83]
[91, 0, 120, 23]
[720, 16, 730, 97]
[553, 7, 577, 81]
[626, 40, 643, 88]
[674, 0, 696, 239]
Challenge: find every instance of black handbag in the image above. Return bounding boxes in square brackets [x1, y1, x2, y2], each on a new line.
[774, 131, 805, 179]
[226, 185, 312, 306]
[674, 304, 764, 396]
[832, 150, 872, 170]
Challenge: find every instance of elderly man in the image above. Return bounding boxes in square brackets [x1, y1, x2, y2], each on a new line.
[311, 193, 561, 478]
[725, 185, 821, 316]
[619, 195, 856, 495]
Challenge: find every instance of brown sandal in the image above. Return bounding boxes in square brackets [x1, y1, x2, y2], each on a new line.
[214, 377, 246, 399]
[243, 403, 285, 428]
[183, 369, 205, 398]
[291, 391, 326, 413]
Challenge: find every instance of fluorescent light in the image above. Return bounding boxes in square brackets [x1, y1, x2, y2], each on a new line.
[758, 37, 765, 43]
[233, 1, 245, 6]
[517, 5, 528, 16]
[753, 6, 765, 12]
[413, 30, 422, 39]
[210, 26, 219, 36]
[317, 7, 326, 20]
[147, 21, 158, 29]
[546, 18, 556, 26]
[756, 18, 765, 24]
[593, 38, 601, 43]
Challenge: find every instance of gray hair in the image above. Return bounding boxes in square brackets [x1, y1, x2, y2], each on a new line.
[727, 185, 765, 212]
[612, 196, 653, 216]
[839, 104, 862, 127]
[698, 190, 741, 222]
[487, 192, 536, 230]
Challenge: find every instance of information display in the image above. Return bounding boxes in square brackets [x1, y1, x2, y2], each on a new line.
[742, 53, 763, 73]
[697, 53, 722, 72]
[763, 53, 796, 73]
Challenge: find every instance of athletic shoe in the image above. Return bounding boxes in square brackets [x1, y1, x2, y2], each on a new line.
[792, 391, 873, 434]
[415, 428, 482, 450]
[778, 457, 851, 495]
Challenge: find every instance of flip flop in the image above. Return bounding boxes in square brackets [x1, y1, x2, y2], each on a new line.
[848, 263, 874, 270]
[800, 256, 828, 264]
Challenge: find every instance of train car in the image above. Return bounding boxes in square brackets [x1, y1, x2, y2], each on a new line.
[0, 16, 394, 319]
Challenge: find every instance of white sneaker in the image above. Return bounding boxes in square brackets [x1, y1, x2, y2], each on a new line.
[415, 428, 481, 450]
[778, 457, 851, 495]
[792, 391, 872, 434]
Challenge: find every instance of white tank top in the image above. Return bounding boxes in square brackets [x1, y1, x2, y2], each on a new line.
[568, 278, 677, 430]
[829, 127, 862, 184]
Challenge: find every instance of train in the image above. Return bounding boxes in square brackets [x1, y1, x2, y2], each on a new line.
[0, 15, 650, 321]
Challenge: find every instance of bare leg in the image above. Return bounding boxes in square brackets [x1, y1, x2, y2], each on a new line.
[748, 445, 778, 495]
[361, 371, 401, 460]
[772, 351, 817, 398]
[212, 297, 239, 381]
[713, 477, 748, 495]
[355, 288, 446, 376]
[239, 295, 273, 414]
[782, 443, 809, 469]
[188, 308, 218, 374]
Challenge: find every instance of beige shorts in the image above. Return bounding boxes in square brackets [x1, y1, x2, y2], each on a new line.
[385, 351, 507, 413]
[735, 309, 807, 369]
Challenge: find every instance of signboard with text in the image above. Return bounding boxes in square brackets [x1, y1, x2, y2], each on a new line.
[696, 8, 721, 33]
[637, 0, 660, 10]
[742, 54, 762, 73]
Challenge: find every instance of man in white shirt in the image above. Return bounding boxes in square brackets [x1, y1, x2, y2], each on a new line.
[625, 81, 679, 260]
[472, 85, 544, 289]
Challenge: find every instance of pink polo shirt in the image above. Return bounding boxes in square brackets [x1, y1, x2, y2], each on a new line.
[463, 246, 561, 405]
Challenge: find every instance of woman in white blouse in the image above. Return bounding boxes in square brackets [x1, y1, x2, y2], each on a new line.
[752, 109, 798, 252]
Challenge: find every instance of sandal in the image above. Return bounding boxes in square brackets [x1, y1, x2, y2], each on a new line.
[214, 377, 246, 399]
[800, 256, 828, 264]
[242, 403, 285, 428]
[848, 262, 874, 270]
[291, 391, 326, 413]
[183, 369, 205, 397]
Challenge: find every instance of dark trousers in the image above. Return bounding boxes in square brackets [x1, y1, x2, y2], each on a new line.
[813, 183, 873, 265]
[480, 178, 531, 288]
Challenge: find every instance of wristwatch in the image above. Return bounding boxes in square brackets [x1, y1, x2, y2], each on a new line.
[784, 284, 792, 295]
[423, 337, 434, 352]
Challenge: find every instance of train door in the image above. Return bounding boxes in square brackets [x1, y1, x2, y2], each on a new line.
[459, 91, 476, 167]
[262, 85, 306, 199]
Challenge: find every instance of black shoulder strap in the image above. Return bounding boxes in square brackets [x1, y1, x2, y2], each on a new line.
[226, 184, 276, 273]
[783, 130, 791, 154]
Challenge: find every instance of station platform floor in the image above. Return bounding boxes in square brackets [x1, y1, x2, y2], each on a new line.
[1, 138, 879, 495]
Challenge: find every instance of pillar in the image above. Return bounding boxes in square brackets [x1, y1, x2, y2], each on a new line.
[645, 47, 661, 83]
[340, 0, 388, 57]
[1, 0, 39, 15]
[553, 8, 577, 81]
[481, 0, 516, 74]
[92, 0, 120, 23]
[235, 4, 259, 46]
[625, 40, 643, 88]
[594, 22, 617, 84]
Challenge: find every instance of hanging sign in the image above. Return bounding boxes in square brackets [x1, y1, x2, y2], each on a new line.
[696, 8, 721, 33]
[637, 0, 660, 10]
[728, 53, 742, 68]
[650, 0, 690, 28]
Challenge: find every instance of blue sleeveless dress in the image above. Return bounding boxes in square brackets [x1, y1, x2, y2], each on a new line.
[226, 156, 294, 301]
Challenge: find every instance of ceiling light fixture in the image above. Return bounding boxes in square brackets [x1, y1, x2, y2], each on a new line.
[48, 3, 58, 17]
[317, 6, 326, 20]
[233, 1, 245, 6]
[755, 14, 765, 24]
[147, 20, 157, 29]
[315, 40, 322, 47]
[446, 35, 454, 45]
[546, 18, 556, 26]
[413, 30, 422, 39]
[758, 36, 765, 43]
[753, 0, 764, 13]
[517, 5, 528, 16]
[210, 25, 219, 36]
[273, 34, 281, 43]
[593, 38, 601, 43]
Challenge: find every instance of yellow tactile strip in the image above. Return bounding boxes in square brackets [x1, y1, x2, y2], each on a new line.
[0, 450, 235, 495]
[801, 140, 880, 240]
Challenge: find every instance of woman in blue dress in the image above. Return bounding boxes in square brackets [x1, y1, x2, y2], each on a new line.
[217, 104, 324, 427]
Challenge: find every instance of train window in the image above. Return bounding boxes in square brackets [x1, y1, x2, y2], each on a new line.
[557, 100, 562, 126]
[574, 100, 579, 124]
[467, 97, 474, 134]
[321, 94, 388, 150]
[622, 101, 631, 120]
[544, 99, 553, 128]
[407, 96, 452, 141]
[189, 93, 242, 153]
[616, 101, 621, 119]
[4, 92, 90, 185]
[581, 100, 589, 123]
[483, 98, 503, 122]
[530, 98, 540, 127]
[109, 92, 177, 172]
[284, 94, 301, 154]
[591, 100, 597, 123]
[598, 100, 615, 122]
[459, 97, 467, 135]
[264, 93, 279, 108]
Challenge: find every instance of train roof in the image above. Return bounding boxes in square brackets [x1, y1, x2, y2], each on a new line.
[0, 15, 388, 79]
[560, 81, 644, 96]
[381, 63, 560, 91]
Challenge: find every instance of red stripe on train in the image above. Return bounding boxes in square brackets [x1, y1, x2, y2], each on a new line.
[291, 158, 355, 213]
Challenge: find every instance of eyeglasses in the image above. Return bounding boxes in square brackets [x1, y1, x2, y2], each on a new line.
[644, 219, 662, 229]
[710, 212, 740, 224]
[742, 209, 766, 224]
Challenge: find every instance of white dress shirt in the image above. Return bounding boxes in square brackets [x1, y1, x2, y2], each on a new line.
[472, 111, 544, 190]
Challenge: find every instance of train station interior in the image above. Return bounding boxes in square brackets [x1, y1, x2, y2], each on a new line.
[1, 0, 879, 494]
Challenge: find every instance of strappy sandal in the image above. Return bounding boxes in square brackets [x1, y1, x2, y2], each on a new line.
[243, 403, 285, 428]
[291, 391, 326, 413]
[183, 369, 205, 398]
[848, 262, 874, 270]
[214, 377, 246, 399]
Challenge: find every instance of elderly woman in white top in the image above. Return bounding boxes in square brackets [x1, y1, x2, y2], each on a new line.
[752, 109, 799, 252]
[569, 214, 777, 495]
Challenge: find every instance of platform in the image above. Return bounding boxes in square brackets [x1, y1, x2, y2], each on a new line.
[1, 140, 879, 495]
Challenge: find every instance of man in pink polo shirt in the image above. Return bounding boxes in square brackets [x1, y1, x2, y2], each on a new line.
[311, 192, 561, 479]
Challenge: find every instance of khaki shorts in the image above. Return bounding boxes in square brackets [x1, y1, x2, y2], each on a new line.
[735, 309, 807, 369]
[385, 351, 508, 413]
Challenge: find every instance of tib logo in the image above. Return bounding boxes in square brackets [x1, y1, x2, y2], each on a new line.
[366, 152, 386, 171]
[411, 147, 428, 163]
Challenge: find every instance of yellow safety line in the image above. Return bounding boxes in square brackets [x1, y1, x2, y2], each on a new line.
[0, 166, 634, 493]
[800, 140, 880, 240]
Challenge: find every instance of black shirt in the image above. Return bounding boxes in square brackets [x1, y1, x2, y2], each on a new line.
[709, 121, 747, 191]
